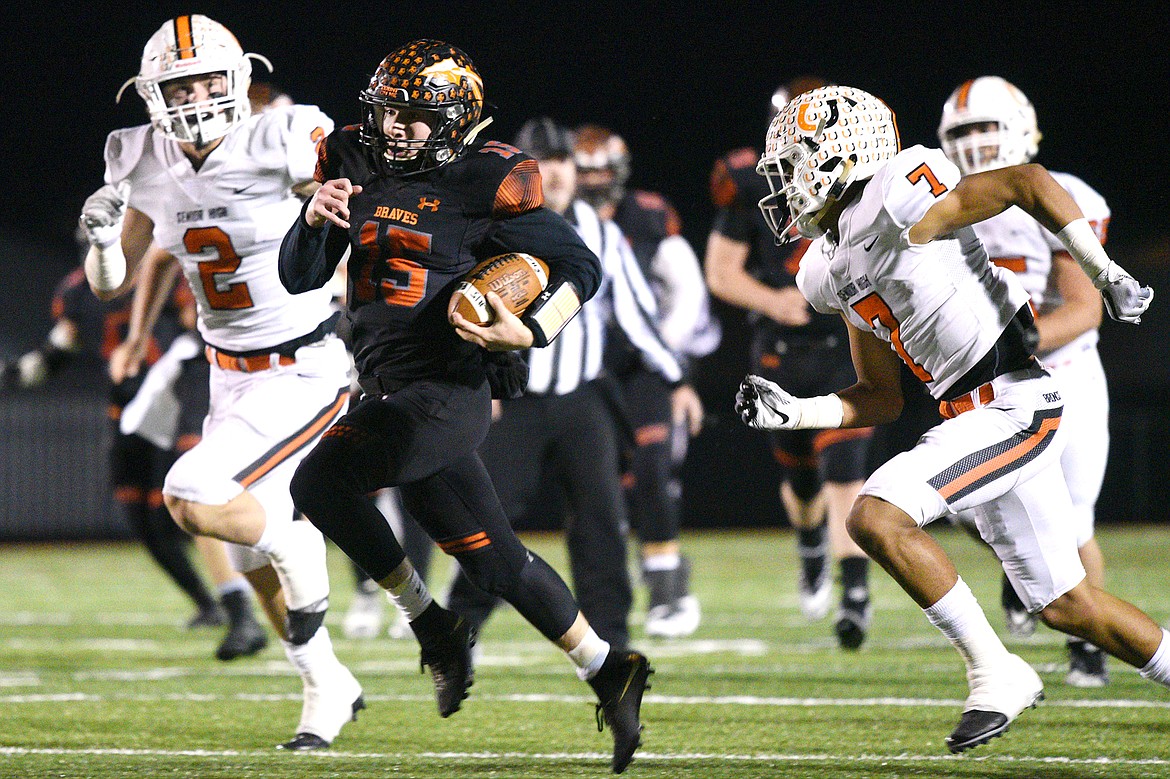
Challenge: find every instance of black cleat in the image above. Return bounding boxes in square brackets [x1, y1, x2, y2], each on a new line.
[215, 617, 269, 662]
[945, 709, 1011, 753]
[834, 598, 871, 652]
[275, 694, 366, 751]
[589, 650, 653, 773]
[276, 732, 331, 751]
[417, 616, 476, 717]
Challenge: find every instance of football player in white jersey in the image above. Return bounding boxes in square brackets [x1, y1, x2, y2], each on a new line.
[78, 15, 363, 750]
[939, 76, 1115, 687]
[735, 85, 1160, 754]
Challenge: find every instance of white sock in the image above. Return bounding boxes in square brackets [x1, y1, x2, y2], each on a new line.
[643, 552, 681, 572]
[567, 628, 610, 681]
[1139, 629, 1170, 686]
[254, 521, 330, 611]
[282, 626, 342, 688]
[217, 577, 250, 598]
[383, 566, 433, 621]
[923, 577, 1012, 672]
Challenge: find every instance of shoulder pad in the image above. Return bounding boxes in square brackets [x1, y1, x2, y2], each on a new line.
[710, 147, 765, 208]
[103, 125, 152, 187]
[877, 145, 961, 230]
[448, 140, 543, 217]
[1049, 170, 1110, 242]
[314, 126, 369, 185]
[252, 105, 335, 183]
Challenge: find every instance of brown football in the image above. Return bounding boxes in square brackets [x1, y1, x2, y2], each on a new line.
[452, 253, 550, 326]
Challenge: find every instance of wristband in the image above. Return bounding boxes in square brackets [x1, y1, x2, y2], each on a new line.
[84, 243, 126, 293]
[799, 393, 845, 429]
[1056, 218, 1112, 290]
[520, 280, 581, 348]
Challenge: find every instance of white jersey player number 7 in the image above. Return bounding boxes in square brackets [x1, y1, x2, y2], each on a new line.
[797, 145, 1032, 400]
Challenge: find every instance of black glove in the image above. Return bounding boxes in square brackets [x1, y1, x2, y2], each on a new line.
[484, 351, 529, 399]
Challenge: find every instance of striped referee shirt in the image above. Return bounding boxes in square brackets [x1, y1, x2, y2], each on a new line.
[525, 200, 683, 396]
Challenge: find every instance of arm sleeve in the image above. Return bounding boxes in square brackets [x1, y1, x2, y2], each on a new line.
[278, 200, 350, 294]
[606, 224, 683, 384]
[489, 208, 603, 302]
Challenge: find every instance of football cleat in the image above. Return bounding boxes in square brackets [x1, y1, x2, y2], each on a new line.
[589, 650, 653, 774]
[342, 586, 385, 640]
[644, 557, 701, 639]
[281, 666, 365, 749]
[798, 568, 832, 621]
[215, 615, 268, 662]
[834, 596, 871, 651]
[276, 695, 366, 751]
[1066, 642, 1109, 688]
[417, 616, 476, 717]
[945, 653, 1043, 753]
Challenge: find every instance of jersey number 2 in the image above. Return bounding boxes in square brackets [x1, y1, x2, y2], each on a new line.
[850, 292, 934, 382]
[185, 227, 254, 310]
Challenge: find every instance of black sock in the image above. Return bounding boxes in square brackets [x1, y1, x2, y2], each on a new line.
[839, 556, 869, 606]
[797, 524, 828, 584]
[410, 600, 457, 635]
[220, 589, 255, 626]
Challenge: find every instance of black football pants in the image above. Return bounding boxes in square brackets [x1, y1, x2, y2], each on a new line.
[446, 382, 633, 649]
[289, 378, 579, 641]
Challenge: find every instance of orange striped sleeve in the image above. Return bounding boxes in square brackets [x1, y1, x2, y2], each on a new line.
[492, 159, 543, 217]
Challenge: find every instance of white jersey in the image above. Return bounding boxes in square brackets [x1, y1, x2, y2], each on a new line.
[103, 105, 335, 352]
[797, 145, 1032, 399]
[971, 171, 1110, 366]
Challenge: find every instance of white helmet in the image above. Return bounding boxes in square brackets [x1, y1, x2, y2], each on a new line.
[757, 85, 900, 242]
[938, 76, 1040, 175]
[118, 15, 271, 145]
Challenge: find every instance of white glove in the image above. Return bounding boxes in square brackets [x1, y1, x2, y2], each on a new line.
[1094, 263, 1154, 324]
[79, 182, 130, 249]
[735, 375, 844, 431]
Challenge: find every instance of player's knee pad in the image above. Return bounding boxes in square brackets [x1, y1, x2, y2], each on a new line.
[163, 448, 243, 507]
[788, 466, 822, 502]
[285, 604, 327, 645]
[453, 543, 527, 599]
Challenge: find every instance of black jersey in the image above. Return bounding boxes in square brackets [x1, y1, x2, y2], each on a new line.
[280, 128, 601, 383]
[709, 146, 839, 339]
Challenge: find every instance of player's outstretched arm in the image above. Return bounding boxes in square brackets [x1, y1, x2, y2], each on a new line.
[912, 164, 1152, 323]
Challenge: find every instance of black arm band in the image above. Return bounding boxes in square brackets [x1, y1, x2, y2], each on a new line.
[520, 280, 582, 348]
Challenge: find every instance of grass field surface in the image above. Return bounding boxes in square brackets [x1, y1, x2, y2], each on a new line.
[2, 523, 1169, 778]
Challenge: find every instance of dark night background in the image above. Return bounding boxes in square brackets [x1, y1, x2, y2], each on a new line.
[1, 2, 1167, 534]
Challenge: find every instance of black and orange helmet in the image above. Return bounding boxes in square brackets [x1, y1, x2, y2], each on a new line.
[359, 39, 485, 176]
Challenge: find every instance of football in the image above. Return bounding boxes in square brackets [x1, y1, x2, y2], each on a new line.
[452, 253, 550, 326]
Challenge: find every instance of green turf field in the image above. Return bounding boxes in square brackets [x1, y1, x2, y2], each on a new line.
[2, 524, 1169, 778]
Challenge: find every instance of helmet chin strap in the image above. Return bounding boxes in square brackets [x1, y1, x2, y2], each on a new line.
[807, 157, 855, 237]
[462, 115, 493, 146]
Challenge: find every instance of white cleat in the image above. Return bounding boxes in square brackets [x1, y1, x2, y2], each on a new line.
[342, 589, 385, 640]
[645, 595, 701, 639]
[946, 653, 1043, 753]
[798, 572, 832, 621]
[285, 666, 365, 749]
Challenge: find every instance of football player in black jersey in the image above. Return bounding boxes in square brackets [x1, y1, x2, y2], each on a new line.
[278, 40, 651, 773]
[705, 76, 876, 650]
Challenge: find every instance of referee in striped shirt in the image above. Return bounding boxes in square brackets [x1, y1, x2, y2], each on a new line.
[445, 118, 694, 650]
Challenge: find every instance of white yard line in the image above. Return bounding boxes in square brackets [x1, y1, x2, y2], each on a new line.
[4, 690, 1170, 709]
[0, 745, 1167, 766]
